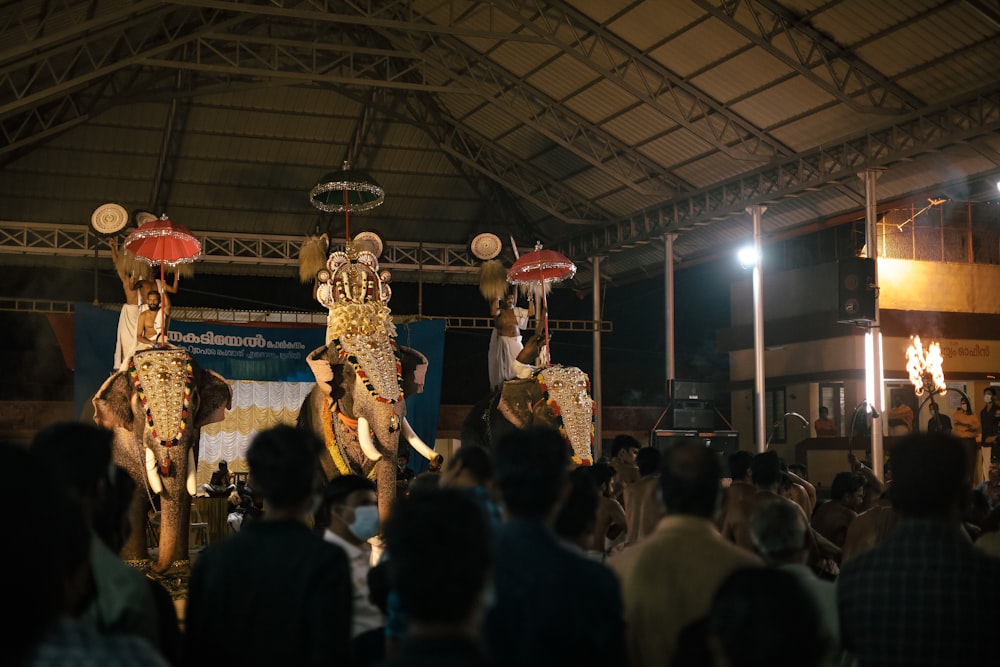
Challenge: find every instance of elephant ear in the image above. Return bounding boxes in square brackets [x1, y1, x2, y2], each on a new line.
[92, 371, 135, 431]
[195, 369, 232, 428]
[398, 346, 428, 397]
[498, 378, 538, 430]
[306, 345, 346, 401]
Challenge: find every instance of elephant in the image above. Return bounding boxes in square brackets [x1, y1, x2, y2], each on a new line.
[297, 340, 436, 524]
[461, 365, 596, 466]
[92, 347, 232, 574]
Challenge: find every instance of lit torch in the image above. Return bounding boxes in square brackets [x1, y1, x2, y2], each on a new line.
[905, 335, 946, 396]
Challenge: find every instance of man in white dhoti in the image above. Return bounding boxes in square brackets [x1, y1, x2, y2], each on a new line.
[488, 290, 534, 390]
[110, 237, 155, 370]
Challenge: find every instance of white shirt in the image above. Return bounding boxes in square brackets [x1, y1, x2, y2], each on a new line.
[322, 528, 383, 637]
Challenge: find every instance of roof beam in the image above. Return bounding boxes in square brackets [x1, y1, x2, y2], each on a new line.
[558, 88, 1000, 258]
[692, 0, 923, 112]
[490, 0, 792, 160]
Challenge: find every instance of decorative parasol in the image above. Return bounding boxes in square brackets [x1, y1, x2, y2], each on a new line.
[507, 243, 576, 361]
[309, 161, 384, 245]
[124, 215, 201, 342]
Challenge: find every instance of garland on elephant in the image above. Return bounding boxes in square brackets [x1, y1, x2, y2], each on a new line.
[320, 397, 379, 481]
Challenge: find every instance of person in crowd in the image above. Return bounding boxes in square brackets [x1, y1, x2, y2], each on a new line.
[584, 461, 628, 561]
[926, 400, 951, 434]
[513, 298, 549, 378]
[848, 451, 886, 513]
[952, 395, 981, 485]
[748, 498, 841, 653]
[380, 488, 494, 666]
[609, 439, 761, 667]
[810, 471, 865, 552]
[721, 451, 792, 550]
[717, 449, 754, 531]
[979, 387, 1000, 485]
[974, 461, 1000, 511]
[814, 406, 838, 437]
[351, 562, 391, 667]
[555, 467, 602, 557]
[30, 422, 163, 650]
[439, 444, 504, 532]
[608, 434, 641, 506]
[5, 440, 171, 667]
[484, 426, 625, 667]
[622, 446, 664, 548]
[783, 462, 817, 518]
[838, 432, 1000, 666]
[887, 395, 914, 435]
[184, 425, 352, 666]
[705, 568, 832, 667]
[488, 289, 534, 390]
[313, 474, 383, 638]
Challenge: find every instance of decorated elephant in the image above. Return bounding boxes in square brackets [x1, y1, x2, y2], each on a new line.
[461, 365, 596, 465]
[297, 242, 437, 524]
[92, 347, 232, 574]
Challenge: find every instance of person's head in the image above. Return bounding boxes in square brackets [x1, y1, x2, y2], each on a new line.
[586, 461, 617, 497]
[383, 488, 492, 629]
[708, 568, 831, 667]
[611, 434, 640, 463]
[748, 498, 809, 565]
[494, 426, 570, 519]
[727, 450, 753, 481]
[636, 446, 662, 477]
[219, 460, 229, 471]
[749, 450, 781, 489]
[440, 445, 494, 489]
[819, 406, 829, 418]
[314, 474, 378, 541]
[93, 464, 137, 554]
[30, 421, 115, 521]
[659, 439, 722, 519]
[959, 396, 972, 414]
[830, 471, 865, 508]
[503, 291, 516, 307]
[146, 290, 161, 311]
[396, 451, 410, 469]
[984, 387, 996, 405]
[554, 467, 600, 548]
[246, 425, 323, 513]
[787, 462, 808, 480]
[406, 471, 441, 496]
[889, 432, 968, 519]
[4, 440, 92, 665]
[929, 401, 940, 415]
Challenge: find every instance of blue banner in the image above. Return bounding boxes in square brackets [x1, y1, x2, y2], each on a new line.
[74, 303, 445, 453]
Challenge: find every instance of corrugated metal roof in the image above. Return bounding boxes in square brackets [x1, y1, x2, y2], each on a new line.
[1, 0, 999, 289]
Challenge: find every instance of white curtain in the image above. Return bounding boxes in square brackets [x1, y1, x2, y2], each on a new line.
[196, 381, 315, 483]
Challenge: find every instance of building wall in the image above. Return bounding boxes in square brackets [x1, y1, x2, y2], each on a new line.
[728, 258, 1000, 454]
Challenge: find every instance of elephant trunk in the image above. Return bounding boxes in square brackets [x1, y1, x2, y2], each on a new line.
[375, 456, 396, 528]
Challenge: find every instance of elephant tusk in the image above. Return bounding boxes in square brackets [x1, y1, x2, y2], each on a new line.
[145, 448, 163, 494]
[403, 417, 437, 460]
[186, 449, 198, 497]
[357, 416, 383, 462]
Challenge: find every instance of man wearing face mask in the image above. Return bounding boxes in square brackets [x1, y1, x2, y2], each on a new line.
[315, 475, 383, 637]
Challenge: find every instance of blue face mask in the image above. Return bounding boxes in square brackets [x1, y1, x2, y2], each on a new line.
[349, 505, 380, 541]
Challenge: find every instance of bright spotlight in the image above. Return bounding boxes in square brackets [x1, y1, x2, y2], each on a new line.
[996, 179, 1000, 193]
[738, 246, 758, 269]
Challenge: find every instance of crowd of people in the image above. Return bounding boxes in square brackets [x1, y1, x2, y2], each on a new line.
[8, 420, 1000, 666]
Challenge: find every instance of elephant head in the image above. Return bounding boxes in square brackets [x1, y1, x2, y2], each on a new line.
[92, 348, 231, 574]
[299, 338, 433, 524]
[468, 365, 596, 465]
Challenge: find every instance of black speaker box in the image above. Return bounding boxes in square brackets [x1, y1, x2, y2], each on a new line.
[670, 379, 715, 402]
[837, 257, 876, 323]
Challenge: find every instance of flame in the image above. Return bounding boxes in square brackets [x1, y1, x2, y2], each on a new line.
[905, 335, 946, 395]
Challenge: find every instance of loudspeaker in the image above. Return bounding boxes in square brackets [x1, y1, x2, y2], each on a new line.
[837, 257, 876, 323]
[670, 379, 715, 402]
[672, 405, 715, 429]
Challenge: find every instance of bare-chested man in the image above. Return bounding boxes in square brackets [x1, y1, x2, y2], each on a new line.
[810, 471, 865, 553]
[109, 237, 157, 369]
[585, 462, 627, 561]
[622, 446, 664, 548]
[608, 435, 641, 507]
[717, 450, 754, 530]
[488, 290, 534, 389]
[136, 290, 171, 351]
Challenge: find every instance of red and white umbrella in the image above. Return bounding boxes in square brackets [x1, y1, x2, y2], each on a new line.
[507, 244, 576, 361]
[124, 215, 201, 341]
